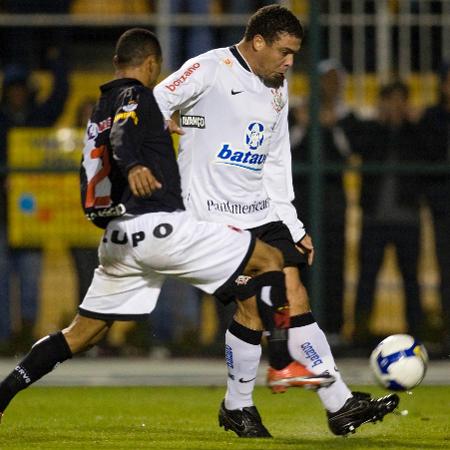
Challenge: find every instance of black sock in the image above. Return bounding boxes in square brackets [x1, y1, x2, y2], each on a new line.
[228, 320, 262, 345]
[0, 332, 72, 413]
[253, 271, 293, 370]
[290, 312, 315, 328]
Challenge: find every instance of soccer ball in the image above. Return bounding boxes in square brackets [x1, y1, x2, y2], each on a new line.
[370, 334, 428, 391]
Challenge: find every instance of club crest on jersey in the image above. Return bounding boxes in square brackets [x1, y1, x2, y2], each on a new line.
[122, 101, 138, 112]
[271, 88, 286, 112]
[215, 122, 267, 171]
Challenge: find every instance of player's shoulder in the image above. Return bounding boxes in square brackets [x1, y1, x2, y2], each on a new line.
[120, 82, 154, 107]
[114, 80, 149, 100]
[180, 47, 230, 74]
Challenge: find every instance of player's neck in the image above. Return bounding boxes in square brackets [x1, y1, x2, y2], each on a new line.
[115, 67, 151, 88]
[236, 41, 257, 75]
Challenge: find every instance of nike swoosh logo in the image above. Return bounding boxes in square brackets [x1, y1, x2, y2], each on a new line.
[231, 89, 244, 95]
[239, 377, 256, 383]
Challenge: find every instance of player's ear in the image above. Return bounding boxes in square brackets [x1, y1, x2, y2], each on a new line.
[147, 55, 162, 86]
[253, 35, 266, 52]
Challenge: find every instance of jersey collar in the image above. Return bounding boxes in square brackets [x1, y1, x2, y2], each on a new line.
[100, 78, 143, 93]
[229, 46, 252, 73]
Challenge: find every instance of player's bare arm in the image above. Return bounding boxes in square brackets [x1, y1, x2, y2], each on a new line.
[128, 164, 162, 198]
[165, 118, 185, 135]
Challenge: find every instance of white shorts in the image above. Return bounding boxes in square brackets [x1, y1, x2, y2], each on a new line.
[79, 210, 254, 320]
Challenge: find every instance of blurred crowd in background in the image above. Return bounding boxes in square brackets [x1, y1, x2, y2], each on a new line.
[0, 1, 449, 359]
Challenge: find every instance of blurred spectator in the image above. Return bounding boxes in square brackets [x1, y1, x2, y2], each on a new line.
[1, 0, 71, 67]
[353, 81, 424, 350]
[0, 49, 69, 355]
[419, 63, 450, 355]
[168, 0, 218, 70]
[219, 1, 274, 47]
[291, 60, 364, 346]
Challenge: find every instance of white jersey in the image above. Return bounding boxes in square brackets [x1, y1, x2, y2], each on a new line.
[154, 46, 305, 242]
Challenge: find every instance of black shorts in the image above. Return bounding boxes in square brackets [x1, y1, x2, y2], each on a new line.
[215, 221, 307, 305]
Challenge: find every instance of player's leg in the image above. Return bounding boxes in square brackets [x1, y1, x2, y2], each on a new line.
[241, 240, 334, 388]
[218, 240, 275, 438]
[0, 315, 110, 419]
[221, 225, 334, 425]
[284, 265, 399, 435]
[218, 240, 333, 438]
[283, 266, 352, 403]
[220, 298, 269, 437]
[62, 314, 112, 353]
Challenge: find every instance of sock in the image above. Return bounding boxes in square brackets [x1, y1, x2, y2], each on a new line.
[0, 332, 72, 413]
[254, 271, 293, 370]
[288, 313, 352, 413]
[224, 321, 262, 410]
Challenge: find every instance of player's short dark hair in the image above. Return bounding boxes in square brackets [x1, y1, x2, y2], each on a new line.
[379, 81, 409, 99]
[115, 28, 162, 67]
[244, 4, 304, 44]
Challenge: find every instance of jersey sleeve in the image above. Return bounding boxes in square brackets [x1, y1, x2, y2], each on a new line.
[110, 87, 152, 174]
[263, 99, 306, 243]
[153, 55, 218, 120]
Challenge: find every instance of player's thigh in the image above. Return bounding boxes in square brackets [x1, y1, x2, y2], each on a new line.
[62, 314, 111, 354]
[142, 211, 256, 295]
[243, 238, 284, 276]
[284, 266, 311, 315]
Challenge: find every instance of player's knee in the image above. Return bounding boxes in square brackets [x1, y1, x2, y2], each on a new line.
[62, 329, 91, 354]
[62, 316, 109, 354]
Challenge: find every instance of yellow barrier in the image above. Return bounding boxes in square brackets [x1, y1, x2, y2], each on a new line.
[8, 127, 103, 248]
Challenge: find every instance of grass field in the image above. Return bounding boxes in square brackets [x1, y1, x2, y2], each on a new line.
[0, 386, 448, 450]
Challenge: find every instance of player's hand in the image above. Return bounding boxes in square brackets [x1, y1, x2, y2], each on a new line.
[295, 233, 315, 266]
[165, 119, 184, 135]
[128, 165, 162, 198]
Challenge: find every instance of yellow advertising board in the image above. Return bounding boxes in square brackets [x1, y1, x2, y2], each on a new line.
[8, 128, 103, 248]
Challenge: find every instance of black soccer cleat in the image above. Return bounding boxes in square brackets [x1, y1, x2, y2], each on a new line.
[327, 391, 400, 436]
[218, 400, 272, 438]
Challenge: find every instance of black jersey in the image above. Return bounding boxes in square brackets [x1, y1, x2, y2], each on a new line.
[80, 78, 184, 228]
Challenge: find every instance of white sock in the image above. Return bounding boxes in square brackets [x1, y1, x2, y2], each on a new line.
[288, 322, 352, 413]
[224, 329, 261, 410]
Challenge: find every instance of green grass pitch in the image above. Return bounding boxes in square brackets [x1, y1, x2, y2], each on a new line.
[0, 386, 448, 449]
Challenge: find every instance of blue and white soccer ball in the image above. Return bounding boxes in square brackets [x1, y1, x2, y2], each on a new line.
[370, 334, 428, 391]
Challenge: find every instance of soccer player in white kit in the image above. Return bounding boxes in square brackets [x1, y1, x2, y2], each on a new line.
[154, 4, 399, 437]
[0, 28, 312, 428]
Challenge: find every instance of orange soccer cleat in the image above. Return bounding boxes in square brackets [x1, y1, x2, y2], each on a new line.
[267, 361, 336, 393]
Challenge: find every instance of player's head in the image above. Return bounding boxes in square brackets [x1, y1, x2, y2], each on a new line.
[242, 5, 303, 88]
[114, 28, 162, 87]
